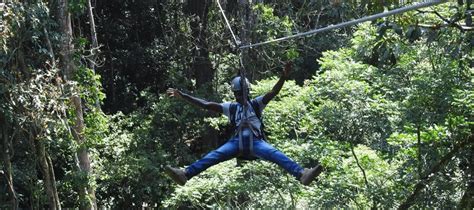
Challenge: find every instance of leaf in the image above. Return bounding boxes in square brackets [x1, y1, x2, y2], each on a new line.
[426, 29, 437, 43]
[406, 26, 415, 40]
[377, 22, 389, 37]
[285, 48, 299, 60]
[390, 23, 403, 36]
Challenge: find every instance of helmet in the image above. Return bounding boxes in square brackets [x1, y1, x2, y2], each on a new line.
[231, 76, 250, 92]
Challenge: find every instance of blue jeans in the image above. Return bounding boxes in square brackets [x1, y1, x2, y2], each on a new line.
[185, 131, 304, 179]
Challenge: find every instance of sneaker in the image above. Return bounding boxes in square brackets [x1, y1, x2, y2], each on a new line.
[165, 165, 187, 186]
[299, 164, 324, 186]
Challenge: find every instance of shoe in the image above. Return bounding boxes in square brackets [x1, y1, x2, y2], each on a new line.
[165, 165, 187, 186]
[299, 164, 324, 186]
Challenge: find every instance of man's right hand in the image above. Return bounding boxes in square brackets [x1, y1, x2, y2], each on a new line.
[167, 88, 181, 98]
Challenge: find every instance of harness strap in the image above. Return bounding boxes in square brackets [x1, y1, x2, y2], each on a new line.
[237, 121, 255, 157]
[231, 100, 265, 157]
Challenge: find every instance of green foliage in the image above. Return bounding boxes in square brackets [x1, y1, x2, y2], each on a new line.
[163, 2, 472, 208]
[94, 109, 171, 207]
[163, 160, 304, 208]
[69, 0, 87, 15]
[312, 49, 397, 148]
[253, 4, 293, 41]
[1, 1, 472, 209]
[74, 67, 108, 145]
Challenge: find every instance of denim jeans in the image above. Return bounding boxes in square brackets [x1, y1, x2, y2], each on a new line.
[185, 129, 304, 179]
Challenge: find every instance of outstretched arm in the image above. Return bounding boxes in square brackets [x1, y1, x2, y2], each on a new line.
[262, 62, 291, 105]
[167, 88, 223, 113]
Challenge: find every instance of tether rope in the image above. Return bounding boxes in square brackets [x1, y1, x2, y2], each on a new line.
[216, 0, 240, 46]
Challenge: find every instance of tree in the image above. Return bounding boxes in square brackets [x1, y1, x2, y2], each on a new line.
[184, 0, 215, 91]
[1, 115, 17, 209]
[57, 0, 97, 208]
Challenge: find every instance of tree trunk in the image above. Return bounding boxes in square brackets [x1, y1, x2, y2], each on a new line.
[58, 0, 75, 81]
[33, 132, 61, 210]
[238, 0, 259, 79]
[86, 0, 98, 71]
[226, 0, 238, 16]
[86, 0, 101, 110]
[184, 0, 219, 151]
[184, 0, 215, 92]
[58, 0, 97, 209]
[71, 96, 97, 210]
[26, 131, 40, 210]
[1, 115, 18, 210]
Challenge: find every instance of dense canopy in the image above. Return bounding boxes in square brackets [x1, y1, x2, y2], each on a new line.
[0, 0, 473, 209]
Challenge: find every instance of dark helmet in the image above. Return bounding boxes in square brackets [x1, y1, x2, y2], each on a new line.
[231, 76, 250, 92]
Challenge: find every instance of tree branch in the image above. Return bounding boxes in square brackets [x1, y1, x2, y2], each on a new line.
[350, 144, 369, 187]
[398, 135, 474, 210]
[416, 9, 465, 31]
[350, 143, 378, 208]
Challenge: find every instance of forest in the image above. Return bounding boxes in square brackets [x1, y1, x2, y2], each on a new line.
[0, 0, 473, 209]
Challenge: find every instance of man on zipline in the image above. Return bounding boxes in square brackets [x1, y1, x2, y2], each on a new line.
[165, 62, 323, 186]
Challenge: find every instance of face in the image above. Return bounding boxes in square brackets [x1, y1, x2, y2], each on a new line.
[233, 91, 244, 103]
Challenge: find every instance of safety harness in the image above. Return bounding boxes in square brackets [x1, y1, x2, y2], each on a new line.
[229, 99, 266, 158]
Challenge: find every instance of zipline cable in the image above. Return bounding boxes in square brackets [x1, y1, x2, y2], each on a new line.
[239, 0, 448, 49]
[216, 0, 240, 46]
